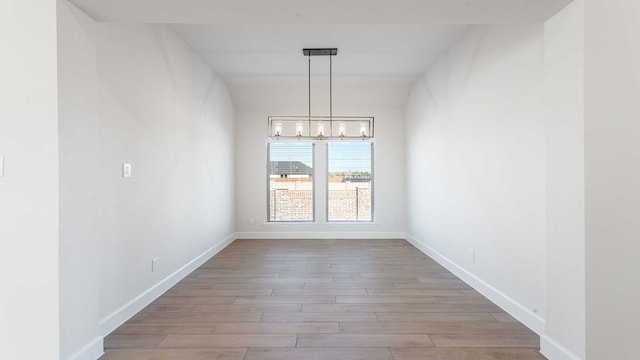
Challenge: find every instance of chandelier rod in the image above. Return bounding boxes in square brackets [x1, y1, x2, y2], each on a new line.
[330, 53, 333, 137]
[308, 54, 311, 137]
[303, 48, 338, 138]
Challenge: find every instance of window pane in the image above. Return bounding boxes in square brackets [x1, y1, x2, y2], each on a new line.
[327, 142, 374, 222]
[267, 142, 314, 222]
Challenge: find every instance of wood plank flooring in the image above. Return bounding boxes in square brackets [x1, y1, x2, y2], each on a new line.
[102, 239, 545, 360]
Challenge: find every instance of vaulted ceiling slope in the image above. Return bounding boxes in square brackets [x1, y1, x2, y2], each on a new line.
[69, 0, 572, 24]
[171, 24, 470, 85]
[68, 0, 572, 109]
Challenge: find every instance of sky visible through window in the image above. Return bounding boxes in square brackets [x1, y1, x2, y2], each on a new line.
[269, 141, 371, 173]
[269, 142, 313, 167]
[328, 142, 372, 174]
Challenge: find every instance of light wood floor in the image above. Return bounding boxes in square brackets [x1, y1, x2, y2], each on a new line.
[102, 239, 544, 360]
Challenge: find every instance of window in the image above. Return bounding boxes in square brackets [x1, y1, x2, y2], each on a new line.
[327, 142, 374, 222]
[267, 142, 314, 222]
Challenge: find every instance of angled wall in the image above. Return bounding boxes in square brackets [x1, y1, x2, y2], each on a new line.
[94, 21, 236, 332]
[405, 5, 589, 359]
[404, 24, 547, 333]
[57, 2, 236, 358]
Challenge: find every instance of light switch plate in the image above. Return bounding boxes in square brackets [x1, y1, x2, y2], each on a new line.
[123, 163, 132, 178]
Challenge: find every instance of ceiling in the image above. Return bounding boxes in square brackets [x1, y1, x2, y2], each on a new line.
[69, 0, 572, 24]
[171, 24, 470, 85]
[68, 0, 572, 106]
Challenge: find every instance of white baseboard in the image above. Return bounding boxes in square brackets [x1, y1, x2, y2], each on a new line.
[404, 233, 545, 335]
[98, 233, 236, 336]
[541, 335, 583, 360]
[235, 231, 405, 240]
[78, 231, 582, 360]
[66, 336, 103, 360]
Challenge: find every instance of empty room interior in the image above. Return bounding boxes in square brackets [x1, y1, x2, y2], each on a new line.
[2, 0, 640, 359]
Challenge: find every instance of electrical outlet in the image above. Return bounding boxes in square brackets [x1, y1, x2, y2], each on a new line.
[248, 217, 255, 225]
[469, 249, 475, 263]
[151, 257, 159, 272]
[389, 216, 395, 225]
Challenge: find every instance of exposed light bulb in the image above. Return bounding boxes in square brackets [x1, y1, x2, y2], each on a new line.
[360, 123, 367, 137]
[317, 123, 325, 137]
[338, 123, 346, 137]
[274, 123, 282, 136]
[296, 123, 304, 136]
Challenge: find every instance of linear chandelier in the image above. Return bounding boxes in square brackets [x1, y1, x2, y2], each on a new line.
[268, 48, 374, 140]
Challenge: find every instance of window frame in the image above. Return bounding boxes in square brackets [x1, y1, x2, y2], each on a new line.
[266, 140, 316, 223]
[325, 140, 375, 223]
[265, 139, 376, 225]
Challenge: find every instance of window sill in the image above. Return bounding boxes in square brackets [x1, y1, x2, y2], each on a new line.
[325, 221, 378, 225]
[263, 221, 318, 226]
[263, 221, 378, 226]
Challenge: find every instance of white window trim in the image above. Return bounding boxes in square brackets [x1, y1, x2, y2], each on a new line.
[266, 140, 316, 223]
[265, 138, 376, 225]
[326, 139, 375, 223]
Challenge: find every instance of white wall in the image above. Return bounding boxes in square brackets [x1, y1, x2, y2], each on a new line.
[57, 3, 236, 357]
[584, 0, 640, 359]
[0, 1, 60, 359]
[58, 1, 102, 359]
[543, 1, 585, 359]
[404, 25, 547, 332]
[233, 80, 406, 238]
[95, 20, 235, 332]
